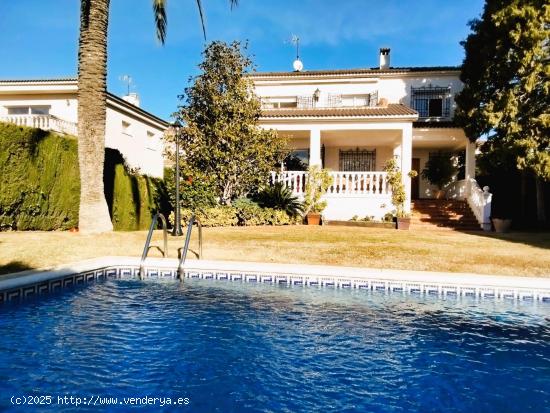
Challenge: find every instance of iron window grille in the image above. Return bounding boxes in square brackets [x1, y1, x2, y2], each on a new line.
[339, 148, 376, 171]
[410, 86, 451, 118]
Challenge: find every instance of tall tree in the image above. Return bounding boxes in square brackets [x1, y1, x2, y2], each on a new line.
[455, 0, 550, 222]
[174, 41, 287, 205]
[77, 0, 237, 233]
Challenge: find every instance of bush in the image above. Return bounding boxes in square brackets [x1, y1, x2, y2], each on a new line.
[0, 122, 168, 231]
[164, 168, 218, 210]
[169, 200, 296, 228]
[254, 183, 304, 218]
[0, 123, 79, 230]
[421, 152, 457, 190]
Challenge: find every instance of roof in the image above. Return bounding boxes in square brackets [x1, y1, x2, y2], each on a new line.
[249, 66, 461, 78]
[260, 104, 418, 119]
[0, 77, 77, 83]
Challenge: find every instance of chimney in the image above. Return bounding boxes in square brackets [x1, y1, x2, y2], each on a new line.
[379, 48, 390, 70]
[122, 92, 140, 107]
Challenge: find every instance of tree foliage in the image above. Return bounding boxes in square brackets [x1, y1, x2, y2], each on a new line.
[455, 0, 550, 180]
[172, 41, 287, 205]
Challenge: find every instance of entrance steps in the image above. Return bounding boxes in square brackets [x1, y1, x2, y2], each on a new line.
[411, 199, 480, 231]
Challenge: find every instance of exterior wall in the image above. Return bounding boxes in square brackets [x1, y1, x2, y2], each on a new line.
[322, 195, 393, 221]
[324, 145, 393, 171]
[0, 84, 167, 178]
[253, 71, 462, 118]
[105, 106, 165, 178]
[377, 75, 462, 118]
[0, 93, 78, 121]
[412, 148, 439, 198]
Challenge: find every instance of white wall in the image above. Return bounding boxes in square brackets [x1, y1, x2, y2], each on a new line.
[0, 87, 166, 178]
[322, 195, 393, 220]
[105, 105, 165, 178]
[252, 72, 462, 117]
[0, 93, 78, 120]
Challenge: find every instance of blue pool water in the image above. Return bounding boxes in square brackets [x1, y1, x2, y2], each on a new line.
[1, 278, 549, 412]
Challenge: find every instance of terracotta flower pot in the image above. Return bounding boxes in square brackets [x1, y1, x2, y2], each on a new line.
[396, 217, 411, 230]
[306, 213, 321, 226]
[492, 218, 512, 233]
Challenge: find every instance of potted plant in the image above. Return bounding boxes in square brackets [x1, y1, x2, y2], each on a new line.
[302, 165, 333, 225]
[420, 152, 457, 199]
[384, 158, 411, 230]
[492, 217, 512, 233]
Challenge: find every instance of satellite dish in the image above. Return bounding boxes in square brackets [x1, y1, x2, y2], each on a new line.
[293, 59, 304, 72]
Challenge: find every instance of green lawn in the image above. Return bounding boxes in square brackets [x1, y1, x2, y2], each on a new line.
[0, 226, 549, 277]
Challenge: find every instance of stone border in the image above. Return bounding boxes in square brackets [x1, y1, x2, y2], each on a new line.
[1, 256, 549, 304]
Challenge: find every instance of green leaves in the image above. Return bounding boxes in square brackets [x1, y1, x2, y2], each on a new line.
[455, 0, 550, 181]
[171, 41, 287, 204]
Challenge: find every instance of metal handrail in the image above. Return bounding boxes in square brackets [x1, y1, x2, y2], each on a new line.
[177, 215, 203, 280]
[139, 213, 168, 279]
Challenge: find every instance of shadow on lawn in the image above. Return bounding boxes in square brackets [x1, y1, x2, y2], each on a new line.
[0, 261, 35, 277]
[465, 230, 550, 251]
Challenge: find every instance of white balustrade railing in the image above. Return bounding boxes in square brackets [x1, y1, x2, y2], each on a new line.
[444, 178, 492, 230]
[444, 179, 469, 200]
[0, 114, 78, 136]
[466, 178, 492, 231]
[270, 171, 390, 196]
[327, 171, 390, 195]
[270, 171, 307, 194]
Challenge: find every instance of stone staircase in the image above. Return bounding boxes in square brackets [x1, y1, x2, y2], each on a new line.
[411, 199, 481, 231]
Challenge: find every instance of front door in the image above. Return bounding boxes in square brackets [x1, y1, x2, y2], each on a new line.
[411, 158, 420, 199]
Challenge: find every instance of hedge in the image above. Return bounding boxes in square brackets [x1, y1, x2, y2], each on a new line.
[0, 122, 168, 231]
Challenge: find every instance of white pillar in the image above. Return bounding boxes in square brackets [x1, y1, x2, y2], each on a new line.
[401, 124, 413, 213]
[465, 141, 476, 180]
[309, 128, 322, 167]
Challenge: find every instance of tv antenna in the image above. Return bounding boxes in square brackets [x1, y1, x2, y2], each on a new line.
[119, 75, 133, 95]
[289, 35, 303, 72]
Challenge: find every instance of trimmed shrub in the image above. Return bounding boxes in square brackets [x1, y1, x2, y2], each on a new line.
[0, 122, 169, 231]
[0, 123, 80, 230]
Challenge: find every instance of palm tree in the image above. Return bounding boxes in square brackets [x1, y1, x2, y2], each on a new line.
[77, 0, 237, 233]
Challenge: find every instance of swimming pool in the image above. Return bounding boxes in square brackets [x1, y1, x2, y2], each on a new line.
[1, 277, 549, 412]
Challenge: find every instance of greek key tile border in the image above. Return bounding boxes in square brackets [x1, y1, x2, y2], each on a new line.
[1, 265, 550, 304]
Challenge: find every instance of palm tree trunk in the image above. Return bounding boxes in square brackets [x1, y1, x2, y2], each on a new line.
[77, 0, 113, 233]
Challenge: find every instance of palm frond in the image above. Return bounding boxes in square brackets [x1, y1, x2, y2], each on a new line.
[152, 0, 167, 44]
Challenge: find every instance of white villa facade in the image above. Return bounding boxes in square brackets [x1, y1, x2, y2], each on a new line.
[0, 78, 168, 178]
[250, 49, 491, 229]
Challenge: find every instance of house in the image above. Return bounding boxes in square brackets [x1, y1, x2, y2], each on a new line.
[0, 78, 168, 178]
[249, 48, 492, 230]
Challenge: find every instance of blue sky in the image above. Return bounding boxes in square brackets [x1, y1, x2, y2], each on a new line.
[0, 0, 484, 120]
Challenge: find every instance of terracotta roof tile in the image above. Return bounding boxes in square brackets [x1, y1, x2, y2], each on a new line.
[260, 104, 418, 119]
[249, 66, 460, 78]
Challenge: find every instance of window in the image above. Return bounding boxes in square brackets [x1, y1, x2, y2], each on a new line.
[30, 106, 50, 115]
[121, 120, 132, 135]
[339, 149, 376, 171]
[7, 106, 50, 115]
[410, 86, 451, 118]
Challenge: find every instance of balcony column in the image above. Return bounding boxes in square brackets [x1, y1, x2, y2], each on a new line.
[401, 124, 413, 213]
[309, 128, 322, 167]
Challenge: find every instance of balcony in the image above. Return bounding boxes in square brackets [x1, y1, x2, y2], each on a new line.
[0, 114, 78, 136]
[261, 91, 379, 110]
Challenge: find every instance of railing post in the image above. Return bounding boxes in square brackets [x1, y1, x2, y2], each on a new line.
[482, 186, 492, 231]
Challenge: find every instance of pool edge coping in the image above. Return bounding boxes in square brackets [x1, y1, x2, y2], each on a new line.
[1, 256, 549, 293]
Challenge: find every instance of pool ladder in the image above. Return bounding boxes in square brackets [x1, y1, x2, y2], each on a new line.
[139, 213, 202, 280]
[139, 213, 168, 279]
[177, 215, 202, 280]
